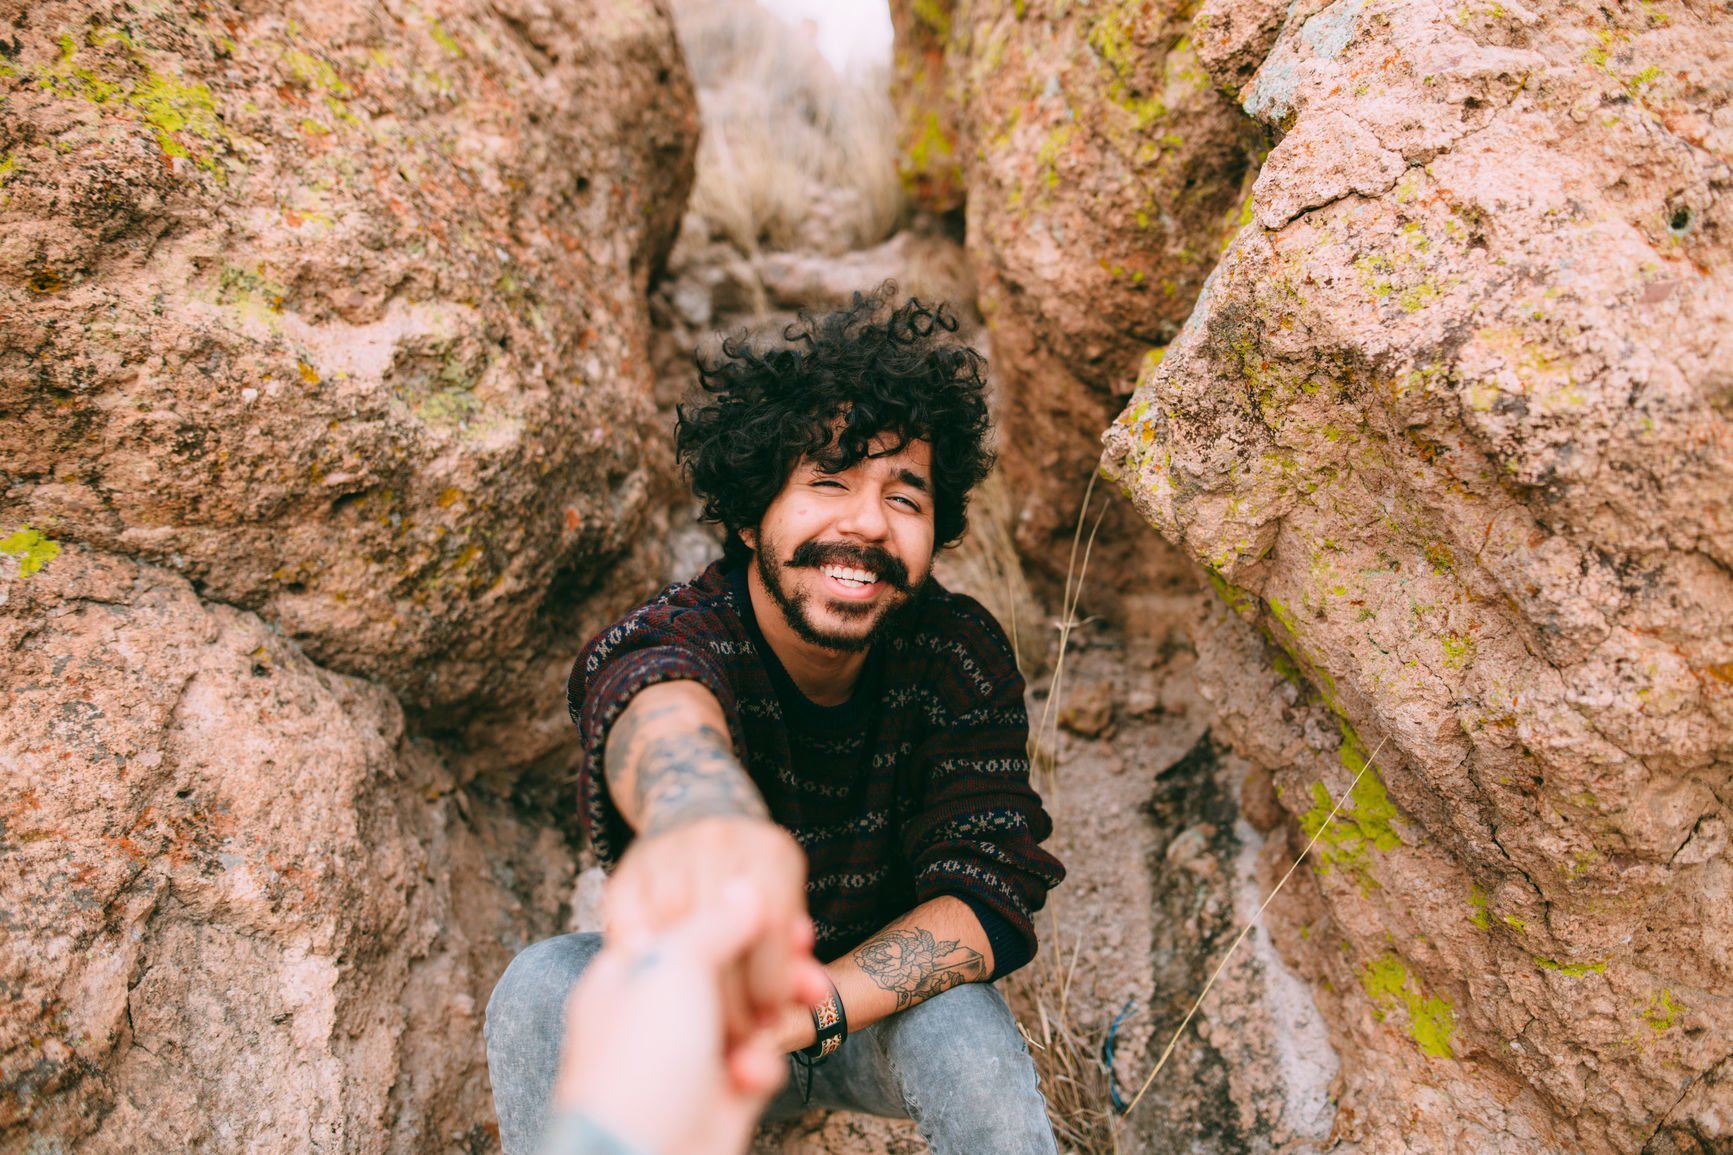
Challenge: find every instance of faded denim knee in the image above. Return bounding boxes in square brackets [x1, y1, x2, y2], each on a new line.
[875, 983, 1059, 1155]
[484, 932, 604, 1155]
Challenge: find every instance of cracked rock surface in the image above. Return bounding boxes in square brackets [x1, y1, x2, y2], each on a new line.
[0, 545, 573, 1150]
[1104, 2, 1733, 1150]
[888, 0, 1263, 603]
[0, 0, 696, 1146]
[0, 0, 695, 726]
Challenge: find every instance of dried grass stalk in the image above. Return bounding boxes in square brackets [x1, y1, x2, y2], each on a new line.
[672, 0, 904, 256]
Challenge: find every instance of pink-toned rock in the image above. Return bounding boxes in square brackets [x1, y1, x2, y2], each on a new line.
[0, 0, 700, 1145]
[888, 0, 1263, 600]
[1105, 2, 1733, 1149]
[0, 0, 696, 715]
[0, 542, 573, 1149]
[1191, 0, 1288, 99]
[889, 0, 966, 214]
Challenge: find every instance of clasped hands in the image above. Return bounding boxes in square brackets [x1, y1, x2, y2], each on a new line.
[553, 815, 826, 1155]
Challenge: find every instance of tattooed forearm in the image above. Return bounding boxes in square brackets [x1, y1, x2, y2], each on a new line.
[633, 724, 768, 834]
[604, 695, 766, 835]
[853, 926, 988, 1011]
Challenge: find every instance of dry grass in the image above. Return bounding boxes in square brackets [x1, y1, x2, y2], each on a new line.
[671, 0, 904, 257]
[1010, 911, 1123, 1154]
[945, 469, 1122, 1153]
[931, 470, 1047, 681]
[1011, 477, 1123, 1155]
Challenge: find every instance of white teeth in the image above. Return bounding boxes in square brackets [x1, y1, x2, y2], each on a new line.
[821, 564, 878, 585]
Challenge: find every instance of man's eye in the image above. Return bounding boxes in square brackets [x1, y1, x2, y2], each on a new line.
[890, 495, 921, 510]
[812, 479, 845, 489]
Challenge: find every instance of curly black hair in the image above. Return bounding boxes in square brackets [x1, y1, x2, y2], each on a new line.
[677, 284, 993, 567]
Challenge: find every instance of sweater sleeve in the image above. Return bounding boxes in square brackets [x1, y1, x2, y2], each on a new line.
[898, 667, 1065, 978]
[568, 609, 747, 870]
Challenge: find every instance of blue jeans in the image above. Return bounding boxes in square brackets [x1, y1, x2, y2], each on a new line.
[485, 932, 1060, 1155]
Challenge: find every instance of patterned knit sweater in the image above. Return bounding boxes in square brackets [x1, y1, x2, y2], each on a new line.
[568, 560, 1065, 973]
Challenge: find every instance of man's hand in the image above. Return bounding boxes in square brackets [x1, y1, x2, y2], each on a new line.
[603, 681, 815, 1044]
[606, 815, 812, 1042]
[554, 882, 824, 1155]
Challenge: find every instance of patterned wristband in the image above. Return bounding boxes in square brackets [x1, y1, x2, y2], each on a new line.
[800, 980, 847, 1063]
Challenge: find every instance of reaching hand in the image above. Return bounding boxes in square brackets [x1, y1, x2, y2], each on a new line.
[605, 814, 814, 1047]
[552, 881, 827, 1155]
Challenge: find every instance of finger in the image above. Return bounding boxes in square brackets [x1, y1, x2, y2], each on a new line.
[602, 873, 653, 950]
[744, 935, 790, 1027]
[719, 956, 757, 1046]
[726, 1029, 791, 1096]
[789, 955, 831, 1008]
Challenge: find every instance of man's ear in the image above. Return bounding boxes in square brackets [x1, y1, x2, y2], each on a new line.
[738, 526, 757, 552]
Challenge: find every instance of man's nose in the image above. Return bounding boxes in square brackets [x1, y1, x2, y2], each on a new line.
[834, 487, 890, 540]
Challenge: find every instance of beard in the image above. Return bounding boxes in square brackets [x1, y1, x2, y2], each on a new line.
[754, 536, 924, 654]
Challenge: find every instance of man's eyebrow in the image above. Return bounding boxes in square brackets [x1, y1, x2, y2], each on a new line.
[894, 468, 931, 493]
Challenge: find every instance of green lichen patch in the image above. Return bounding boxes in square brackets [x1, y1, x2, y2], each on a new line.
[427, 18, 465, 58]
[911, 0, 952, 38]
[1467, 884, 1491, 930]
[1, 526, 62, 578]
[33, 26, 230, 175]
[1205, 570, 1257, 619]
[1034, 122, 1075, 191]
[1534, 956, 1608, 977]
[906, 111, 956, 177]
[1641, 989, 1683, 1032]
[282, 45, 361, 126]
[390, 341, 488, 428]
[1361, 953, 1456, 1059]
[1441, 630, 1475, 670]
[1299, 723, 1405, 889]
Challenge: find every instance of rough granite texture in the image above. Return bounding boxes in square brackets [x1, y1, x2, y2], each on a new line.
[0, 544, 574, 1150]
[889, 0, 966, 215]
[1104, 2, 1733, 1151]
[890, 0, 1263, 598]
[0, 0, 696, 1147]
[0, 0, 695, 717]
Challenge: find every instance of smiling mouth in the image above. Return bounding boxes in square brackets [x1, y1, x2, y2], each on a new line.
[821, 564, 880, 590]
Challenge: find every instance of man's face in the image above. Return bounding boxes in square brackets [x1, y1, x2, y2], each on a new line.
[741, 434, 937, 654]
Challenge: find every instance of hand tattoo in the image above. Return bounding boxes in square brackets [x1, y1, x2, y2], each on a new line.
[853, 926, 987, 1011]
[605, 703, 767, 835]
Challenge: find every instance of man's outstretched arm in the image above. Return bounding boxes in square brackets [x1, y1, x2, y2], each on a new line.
[603, 679, 768, 835]
[602, 680, 812, 1041]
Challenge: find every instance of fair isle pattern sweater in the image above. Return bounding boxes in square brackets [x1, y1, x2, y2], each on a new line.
[568, 560, 1065, 972]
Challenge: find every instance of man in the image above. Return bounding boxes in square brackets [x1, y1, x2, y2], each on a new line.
[486, 288, 1066, 1154]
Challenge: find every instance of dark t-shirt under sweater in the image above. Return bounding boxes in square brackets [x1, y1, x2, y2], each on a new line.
[567, 560, 1065, 973]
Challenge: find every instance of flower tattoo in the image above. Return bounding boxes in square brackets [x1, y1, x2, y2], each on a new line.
[853, 926, 987, 1010]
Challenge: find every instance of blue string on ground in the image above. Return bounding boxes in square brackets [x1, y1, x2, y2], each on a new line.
[1100, 997, 1141, 1114]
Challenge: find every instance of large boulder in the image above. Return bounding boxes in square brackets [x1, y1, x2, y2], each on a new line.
[0, 541, 573, 1150]
[889, 0, 1262, 604]
[1104, 2, 1732, 1149]
[0, 0, 696, 715]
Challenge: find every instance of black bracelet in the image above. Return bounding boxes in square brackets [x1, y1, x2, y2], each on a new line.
[799, 979, 847, 1063]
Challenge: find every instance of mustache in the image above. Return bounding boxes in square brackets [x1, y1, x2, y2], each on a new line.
[787, 541, 912, 592]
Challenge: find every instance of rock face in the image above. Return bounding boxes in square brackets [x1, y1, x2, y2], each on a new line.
[0, 0, 695, 1147]
[889, 0, 1262, 600]
[0, 0, 695, 715]
[0, 545, 573, 1150]
[1104, 2, 1733, 1150]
